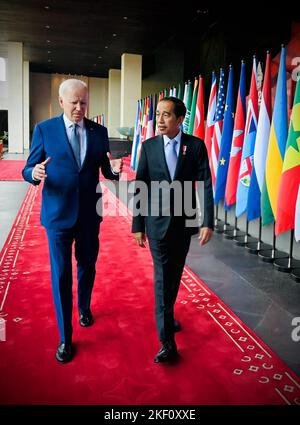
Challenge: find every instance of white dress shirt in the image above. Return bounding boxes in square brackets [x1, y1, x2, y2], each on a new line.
[63, 114, 87, 165]
[163, 130, 182, 156]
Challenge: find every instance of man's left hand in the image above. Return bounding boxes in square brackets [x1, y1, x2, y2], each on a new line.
[198, 227, 213, 246]
[107, 152, 123, 174]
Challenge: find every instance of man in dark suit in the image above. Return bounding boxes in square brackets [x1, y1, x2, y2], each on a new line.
[22, 79, 122, 363]
[132, 96, 213, 363]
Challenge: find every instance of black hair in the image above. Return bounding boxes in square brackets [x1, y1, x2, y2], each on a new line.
[159, 96, 186, 118]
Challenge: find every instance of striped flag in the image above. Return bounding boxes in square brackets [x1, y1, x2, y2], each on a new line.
[140, 96, 150, 143]
[183, 80, 193, 133]
[295, 186, 300, 241]
[225, 61, 246, 209]
[261, 46, 288, 225]
[249, 52, 272, 221]
[193, 76, 205, 139]
[188, 78, 199, 135]
[177, 83, 183, 100]
[275, 73, 300, 236]
[183, 81, 188, 106]
[236, 57, 258, 217]
[214, 65, 234, 205]
[145, 95, 155, 140]
[257, 61, 264, 107]
[210, 68, 226, 192]
[204, 71, 217, 163]
[131, 99, 142, 170]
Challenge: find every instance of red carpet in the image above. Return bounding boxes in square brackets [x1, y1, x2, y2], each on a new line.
[0, 184, 300, 405]
[0, 160, 26, 181]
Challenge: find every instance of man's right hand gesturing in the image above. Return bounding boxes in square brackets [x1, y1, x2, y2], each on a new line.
[33, 157, 51, 181]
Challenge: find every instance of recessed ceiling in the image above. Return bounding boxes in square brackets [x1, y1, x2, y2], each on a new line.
[1, 2, 299, 80]
[0, 0, 212, 77]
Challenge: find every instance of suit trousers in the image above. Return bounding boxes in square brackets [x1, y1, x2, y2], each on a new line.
[46, 219, 100, 344]
[148, 223, 191, 343]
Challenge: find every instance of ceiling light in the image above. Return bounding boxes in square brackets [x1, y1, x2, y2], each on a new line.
[47, 50, 51, 54]
[105, 46, 108, 49]
[46, 40, 51, 43]
[113, 33, 117, 37]
[98, 56, 102, 59]
[45, 6, 50, 10]
[48, 59, 51, 62]
[45, 25, 50, 29]
[123, 16, 127, 20]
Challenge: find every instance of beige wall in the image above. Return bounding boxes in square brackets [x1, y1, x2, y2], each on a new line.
[108, 69, 121, 137]
[23, 61, 30, 149]
[30, 73, 108, 135]
[50, 74, 89, 118]
[88, 77, 108, 121]
[30, 73, 51, 131]
[7, 42, 23, 153]
[120, 54, 142, 129]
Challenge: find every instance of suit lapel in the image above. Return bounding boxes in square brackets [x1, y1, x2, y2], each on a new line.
[173, 132, 188, 180]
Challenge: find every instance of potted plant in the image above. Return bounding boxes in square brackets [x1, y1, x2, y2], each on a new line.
[0, 131, 8, 159]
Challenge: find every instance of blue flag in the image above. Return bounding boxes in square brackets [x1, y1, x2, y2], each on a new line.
[236, 58, 258, 217]
[214, 66, 234, 205]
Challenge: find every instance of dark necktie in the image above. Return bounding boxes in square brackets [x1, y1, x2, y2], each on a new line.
[70, 123, 81, 167]
[166, 139, 178, 180]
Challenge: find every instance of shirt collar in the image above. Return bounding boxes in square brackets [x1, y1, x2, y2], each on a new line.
[63, 114, 84, 129]
[163, 130, 182, 147]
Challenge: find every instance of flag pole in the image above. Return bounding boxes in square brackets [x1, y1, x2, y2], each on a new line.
[258, 223, 288, 263]
[223, 216, 244, 239]
[273, 230, 300, 272]
[234, 218, 257, 246]
[223, 210, 234, 232]
[214, 203, 225, 233]
[245, 217, 273, 254]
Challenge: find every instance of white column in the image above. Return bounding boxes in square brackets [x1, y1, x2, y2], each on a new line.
[120, 54, 142, 130]
[23, 61, 30, 149]
[108, 69, 121, 137]
[7, 42, 23, 153]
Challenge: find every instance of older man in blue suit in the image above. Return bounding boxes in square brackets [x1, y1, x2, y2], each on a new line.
[23, 79, 122, 363]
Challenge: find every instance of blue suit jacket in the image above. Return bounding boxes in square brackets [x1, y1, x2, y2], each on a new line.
[22, 115, 118, 230]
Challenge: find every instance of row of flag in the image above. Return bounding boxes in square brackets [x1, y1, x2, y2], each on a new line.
[130, 46, 300, 241]
[130, 79, 205, 170]
[91, 114, 105, 125]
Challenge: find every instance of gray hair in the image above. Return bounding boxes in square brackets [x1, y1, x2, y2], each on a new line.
[59, 78, 88, 97]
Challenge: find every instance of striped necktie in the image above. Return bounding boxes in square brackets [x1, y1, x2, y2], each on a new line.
[166, 139, 178, 180]
[70, 123, 81, 167]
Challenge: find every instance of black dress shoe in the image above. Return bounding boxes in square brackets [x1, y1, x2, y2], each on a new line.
[174, 320, 182, 332]
[79, 311, 94, 327]
[55, 342, 73, 363]
[154, 341, 178, 363]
